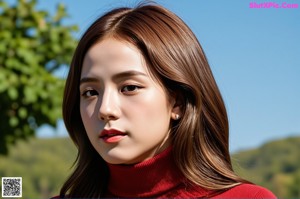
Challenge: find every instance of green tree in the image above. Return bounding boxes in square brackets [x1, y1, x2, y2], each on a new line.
[0, 0, 78, 154]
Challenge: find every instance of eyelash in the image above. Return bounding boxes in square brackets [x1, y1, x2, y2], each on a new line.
[120, 85, 142, 94]
[81, 89, 98, 97]
[81, 84, 143, 98]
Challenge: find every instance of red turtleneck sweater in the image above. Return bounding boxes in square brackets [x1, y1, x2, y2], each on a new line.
[106, 147, 276, 198]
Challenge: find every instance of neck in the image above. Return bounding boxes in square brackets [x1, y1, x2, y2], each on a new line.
[106, 147, 185, 197]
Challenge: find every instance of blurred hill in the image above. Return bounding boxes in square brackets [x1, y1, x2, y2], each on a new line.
[0, 135, 299, 198]
[0, 137, 77, 199]
[233, 135, 300, 198]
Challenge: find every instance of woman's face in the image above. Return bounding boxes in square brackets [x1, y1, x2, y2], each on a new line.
[80, 38, 177, 164]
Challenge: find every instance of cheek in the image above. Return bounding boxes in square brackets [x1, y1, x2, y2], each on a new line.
[80, 101, 97, 129]
[127, 91, 171, 128]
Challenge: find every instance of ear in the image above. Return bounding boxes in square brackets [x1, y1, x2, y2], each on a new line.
[171, 105, 182, 120]
[170, 94, 183, 120]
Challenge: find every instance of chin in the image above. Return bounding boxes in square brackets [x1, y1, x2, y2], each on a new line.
[98, 145, 152, 165]
[100, 150, 137, 165]
[103, 156, 136, 165]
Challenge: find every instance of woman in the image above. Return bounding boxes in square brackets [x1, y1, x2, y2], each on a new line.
[58, 2, 276, 198]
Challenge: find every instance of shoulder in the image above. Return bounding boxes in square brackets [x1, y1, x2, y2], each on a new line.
[214, 183, 276, 198]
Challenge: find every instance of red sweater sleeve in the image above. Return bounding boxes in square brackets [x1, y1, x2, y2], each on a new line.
[214, 183, 276, 198]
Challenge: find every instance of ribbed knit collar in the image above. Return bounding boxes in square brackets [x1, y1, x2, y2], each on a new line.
[107, 147, 187, 198]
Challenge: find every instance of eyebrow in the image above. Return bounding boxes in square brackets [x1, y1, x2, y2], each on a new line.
[80, 77, 99, 85]
[80, 70, 147, 85]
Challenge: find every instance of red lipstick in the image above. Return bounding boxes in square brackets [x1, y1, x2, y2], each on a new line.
[99, 129, 127, 143]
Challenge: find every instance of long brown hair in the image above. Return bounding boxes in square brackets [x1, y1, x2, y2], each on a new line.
[61, 2, 247, 198]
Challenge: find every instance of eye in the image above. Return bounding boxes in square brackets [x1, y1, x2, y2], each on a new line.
[121, 85, 141, 93]
[82, 89, 98, 97]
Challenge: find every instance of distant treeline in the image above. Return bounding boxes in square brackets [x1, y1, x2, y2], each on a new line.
[233, 136, 300, 198]
[0, 138, 76, 199]
[0, 135, 299, 198]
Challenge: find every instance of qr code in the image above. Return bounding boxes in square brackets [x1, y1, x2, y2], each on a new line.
[2, 177, 22, 198]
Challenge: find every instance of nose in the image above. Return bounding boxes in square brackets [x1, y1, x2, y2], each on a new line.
[98, 88, 120, 122]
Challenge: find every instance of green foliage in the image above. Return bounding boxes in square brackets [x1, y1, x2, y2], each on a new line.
[232, 136, 300, 198]
[0, 137, 77, 199]
[0, 0, 78, 154]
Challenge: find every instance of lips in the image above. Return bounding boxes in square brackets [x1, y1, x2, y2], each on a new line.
[99, 129, 127, 143]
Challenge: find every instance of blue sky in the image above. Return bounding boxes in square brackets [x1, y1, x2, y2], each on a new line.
[10, 0, 299, 152]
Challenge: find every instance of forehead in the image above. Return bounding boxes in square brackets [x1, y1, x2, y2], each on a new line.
[86, 39, 140, 60]
[81, 38, 148, 76]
